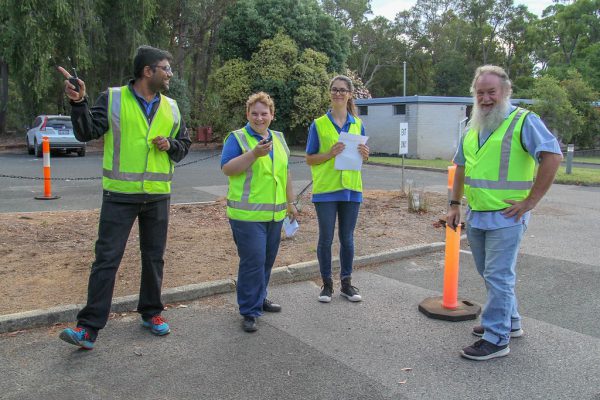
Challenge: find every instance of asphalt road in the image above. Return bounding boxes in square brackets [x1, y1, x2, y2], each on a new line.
[0, 149, 447, 213]
[1, 249, 598, 400]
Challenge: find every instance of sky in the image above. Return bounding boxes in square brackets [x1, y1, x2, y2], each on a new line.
[370, 0, 557, 19]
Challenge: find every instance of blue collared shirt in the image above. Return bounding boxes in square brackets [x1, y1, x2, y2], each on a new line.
[306, 111, 366, 203]
[220, 123, 273, 167]
[453, 106, 562, 229]
[132, 89, 160, 117]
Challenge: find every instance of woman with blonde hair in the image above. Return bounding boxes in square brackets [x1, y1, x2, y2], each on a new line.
[221, 92, 298, 332]
[305, 75, 369, 303]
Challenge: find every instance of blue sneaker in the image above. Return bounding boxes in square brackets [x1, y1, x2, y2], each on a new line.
[59, 327, 96, 350]
[142, 315, 170, 336]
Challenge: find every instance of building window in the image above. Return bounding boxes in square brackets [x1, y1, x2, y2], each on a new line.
[394, 104, 406, 115]
[358, 106, 368, 116]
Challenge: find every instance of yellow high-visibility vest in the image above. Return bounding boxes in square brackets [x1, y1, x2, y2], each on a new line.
[463, 108, 535, 211]
[311, 115, 363, 194]
[226, 128, 290, 222]
[103, 86, 180, 194]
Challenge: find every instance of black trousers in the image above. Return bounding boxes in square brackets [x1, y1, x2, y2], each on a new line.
[77, 197, 170, 333]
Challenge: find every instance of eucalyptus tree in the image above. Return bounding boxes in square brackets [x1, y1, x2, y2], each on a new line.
[151, 0, 236, 125]
[500, 4, 539, 90]
[320, 0, 372, 29]
[535, 0, 600, 91]
[348, 16, 406, 91]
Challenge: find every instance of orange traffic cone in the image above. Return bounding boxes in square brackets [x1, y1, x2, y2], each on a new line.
[418, 165, 479, 321]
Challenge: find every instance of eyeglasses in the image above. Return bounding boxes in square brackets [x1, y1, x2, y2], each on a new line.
[153, 65, 172, 73]
[330, 88, 351, 95]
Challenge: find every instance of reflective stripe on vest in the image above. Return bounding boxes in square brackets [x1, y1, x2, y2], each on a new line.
[464, 108, 535, 210]
[311, 115, 363, 194]
[226, 128, 288, 220]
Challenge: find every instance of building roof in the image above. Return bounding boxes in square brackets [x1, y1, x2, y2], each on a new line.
[355, 95, 533, 106]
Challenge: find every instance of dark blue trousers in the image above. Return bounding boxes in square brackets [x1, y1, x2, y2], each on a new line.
[77, 198, 170, 334]
[228, 219, 284, 317]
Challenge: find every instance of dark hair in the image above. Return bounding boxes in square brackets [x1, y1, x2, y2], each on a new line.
[133, 45, 173, 79]
[329, 75, 357, 117]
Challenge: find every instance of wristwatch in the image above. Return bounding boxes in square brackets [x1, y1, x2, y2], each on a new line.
[449, 200, 461, 206]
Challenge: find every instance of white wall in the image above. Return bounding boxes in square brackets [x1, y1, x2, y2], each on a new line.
[415, 103, 467, 159]
[358, 102, 467, 159]
[357, 105, 416, 157]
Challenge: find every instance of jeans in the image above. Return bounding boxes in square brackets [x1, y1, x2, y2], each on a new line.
[314, 201, 361, 280]
[467, 223, 526, 346]
[77, 198, 170, 334]
[229, 219, 284, 317]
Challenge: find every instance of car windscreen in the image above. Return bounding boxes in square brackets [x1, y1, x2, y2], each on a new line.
[47, 119, 73, 129]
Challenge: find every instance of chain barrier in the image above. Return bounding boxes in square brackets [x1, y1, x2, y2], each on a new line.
[0, 152, 307, 181]
[0, 151, 221, 181]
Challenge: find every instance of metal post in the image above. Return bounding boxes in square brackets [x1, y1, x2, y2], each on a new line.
[403, 61, 407, 97]
[401, 155, 405, 193]
[566, 144, 574, 174]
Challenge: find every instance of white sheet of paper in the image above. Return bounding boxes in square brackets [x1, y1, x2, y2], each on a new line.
[334, 132, 369, 171]
[283, 216, 299, 237]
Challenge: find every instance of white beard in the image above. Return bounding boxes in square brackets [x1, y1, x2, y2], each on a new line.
[468, 99, 511, 133]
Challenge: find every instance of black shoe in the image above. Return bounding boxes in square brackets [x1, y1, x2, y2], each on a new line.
[242, 316, 257, 332]
[262, 299, 281, 313]
[318, 278, 334, 303]
[461, 339, 510, 361]
[340, 277, 362, 302]
[472, 325, 523, 338]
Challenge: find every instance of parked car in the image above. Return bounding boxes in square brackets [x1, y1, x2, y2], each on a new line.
[26, 115, 86, 157]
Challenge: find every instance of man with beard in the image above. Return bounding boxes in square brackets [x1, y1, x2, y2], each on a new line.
[56, 46, 191, 350]
[447, 65, 562, 361]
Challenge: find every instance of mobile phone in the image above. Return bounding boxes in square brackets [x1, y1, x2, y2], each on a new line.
[69, 67, 80, 93]
[264, 135, 272, 143]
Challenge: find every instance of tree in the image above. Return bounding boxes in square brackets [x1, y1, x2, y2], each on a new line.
[217, 0, 349, 72]
[529, 75, 583, 144]
[535, 0, 600, 91]
[348, 16, 407, 92]
[290, 48, 331, 133]
[151, 0, 236, 125]
[561, 70, 600, 147]
[205, 58, 252, 135]
[320, 0, 372, 29]
[208, 33, 330, 142]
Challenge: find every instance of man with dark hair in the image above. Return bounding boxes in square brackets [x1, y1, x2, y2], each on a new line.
[448, 65, 562, 361]
[57, 45, 191, 350]
[133, 45, 173, 79]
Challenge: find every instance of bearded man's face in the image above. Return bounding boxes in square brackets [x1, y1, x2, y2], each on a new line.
[470, 73, 511, 133]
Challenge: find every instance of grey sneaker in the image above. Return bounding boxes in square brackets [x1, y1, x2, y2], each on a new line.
[340, 277, 362, 302]
[461, 339, 510, 361]
[472, 325, 523, 338]
[318, 278, 334, 303]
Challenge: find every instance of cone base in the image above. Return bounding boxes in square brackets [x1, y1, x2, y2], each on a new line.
[418, 296, 481, 321]
[34, 195, 60, 200]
